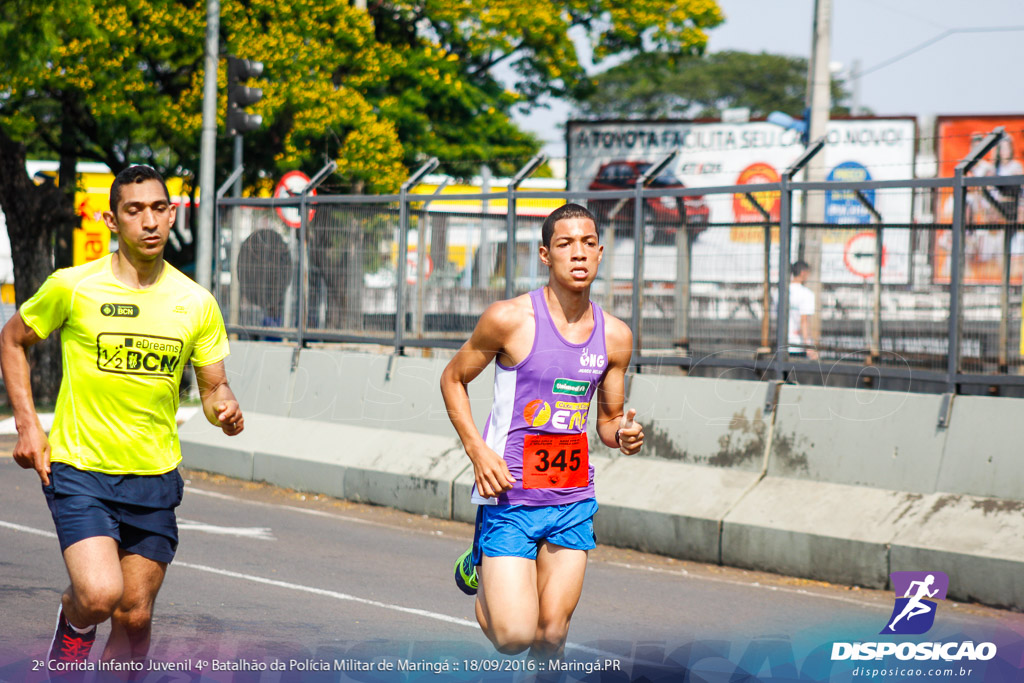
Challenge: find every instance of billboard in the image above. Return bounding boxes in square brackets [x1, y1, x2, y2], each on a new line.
[567, 118, 916, 283]
[933, 115, 1024, 285]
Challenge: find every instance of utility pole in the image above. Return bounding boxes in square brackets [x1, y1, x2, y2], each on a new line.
[850, 58, 862, 116]
[196, 0, 220, 290]
[803, 0, 832, 349]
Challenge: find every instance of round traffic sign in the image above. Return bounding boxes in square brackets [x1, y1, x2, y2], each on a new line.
[843, 231, 886, 279]
[406, 252, 433, 285]
[273, 171, 315, 228]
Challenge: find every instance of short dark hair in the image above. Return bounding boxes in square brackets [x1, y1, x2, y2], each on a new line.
[792, 260, 810, 277]
[109, 165, 170, 213]
[541, 203, 597, 249]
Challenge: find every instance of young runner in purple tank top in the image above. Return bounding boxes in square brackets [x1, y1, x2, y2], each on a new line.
[441, 203, 644, 658]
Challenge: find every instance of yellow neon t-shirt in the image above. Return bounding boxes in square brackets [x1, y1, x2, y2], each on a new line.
[19, 254, 229, 475]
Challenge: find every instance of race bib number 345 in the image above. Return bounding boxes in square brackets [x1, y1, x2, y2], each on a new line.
[522, 432, 589, 489]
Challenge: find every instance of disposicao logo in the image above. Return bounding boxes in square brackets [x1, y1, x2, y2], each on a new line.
[882, 571, 948, 635]
[831, 570, 997, 663]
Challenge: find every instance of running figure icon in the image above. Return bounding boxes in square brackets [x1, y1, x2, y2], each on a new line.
[887, 574, 939, 632]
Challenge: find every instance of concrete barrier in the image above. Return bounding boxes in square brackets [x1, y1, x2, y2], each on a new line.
[936, 395, 1024, 501]
[222, 342, 296, 417]
[179, 343, 1024, 610]
[767, 385, 946, 492]
[721, 386, 948, 588]
[585, 374, 769, 563]
[182, 410, 467, 518]
[890, 492, 1024, 610]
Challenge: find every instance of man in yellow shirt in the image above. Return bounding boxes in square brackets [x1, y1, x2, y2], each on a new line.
[0, 165, 245, 667]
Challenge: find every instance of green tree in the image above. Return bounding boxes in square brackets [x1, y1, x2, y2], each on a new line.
[572, 50, 853, 119]
[369, 0, 724, 176]
[0, 0, 724, 399]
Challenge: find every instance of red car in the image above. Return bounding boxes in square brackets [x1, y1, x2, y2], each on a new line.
[587, 160, 709, 244]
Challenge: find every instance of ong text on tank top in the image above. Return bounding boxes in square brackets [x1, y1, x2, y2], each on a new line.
[472, 288, 608, 506]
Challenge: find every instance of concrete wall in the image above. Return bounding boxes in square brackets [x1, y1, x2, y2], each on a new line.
[182, 342, 1024, 609]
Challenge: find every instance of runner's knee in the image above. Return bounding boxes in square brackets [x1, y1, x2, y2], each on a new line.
[112, 603, 153, 634]
[71, 581, 122, 622]
[535, 621, 570, 654]
[489, 623, 535, 655]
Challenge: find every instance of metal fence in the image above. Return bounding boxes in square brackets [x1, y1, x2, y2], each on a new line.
[214, 132, 1024, 396]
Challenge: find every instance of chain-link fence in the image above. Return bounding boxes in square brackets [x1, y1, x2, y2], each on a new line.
[215, 141, 1024, 396]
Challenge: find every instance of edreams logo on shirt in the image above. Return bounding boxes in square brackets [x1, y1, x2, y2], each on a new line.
[881, 571, 949, 635]
[552, 378, 590, 396]
[96, 333, 183, 376]
[100, 303, 140, 317]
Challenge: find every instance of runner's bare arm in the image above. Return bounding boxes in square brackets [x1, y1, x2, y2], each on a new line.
[440, 300, 523, 498]
[0, 313, 52, 484]
[194, 361, 244, 436]
[596, 314, 644, 455]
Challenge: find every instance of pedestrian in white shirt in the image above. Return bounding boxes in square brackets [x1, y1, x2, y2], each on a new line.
[789, 260, 818, 360]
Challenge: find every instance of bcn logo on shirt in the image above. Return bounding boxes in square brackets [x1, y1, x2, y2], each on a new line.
[96, 333, 183, 376]
[100, 303, 140, 318]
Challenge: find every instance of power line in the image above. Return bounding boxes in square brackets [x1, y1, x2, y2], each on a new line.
[852, 26, 1024, 80]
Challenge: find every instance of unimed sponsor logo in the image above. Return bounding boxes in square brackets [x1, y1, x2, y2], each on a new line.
[552, 378, 590, 396]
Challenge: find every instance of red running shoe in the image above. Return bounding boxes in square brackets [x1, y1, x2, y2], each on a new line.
[47, 607, 95, 665]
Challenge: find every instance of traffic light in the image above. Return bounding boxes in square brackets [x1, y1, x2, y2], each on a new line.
[227, 56, 264, 135]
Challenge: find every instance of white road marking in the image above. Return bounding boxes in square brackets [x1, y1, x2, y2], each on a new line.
[176, 519, 275, 540]
[172, 563, 616, 658]
[0, 520, 57, 539]
[4, 486, 892, 619]
[186, 486, 428, 533]
[605, 560, 890, 612]
[184, 485, 891, 615]
[0, 519, 616, 659]
[175, 560, 477, 627]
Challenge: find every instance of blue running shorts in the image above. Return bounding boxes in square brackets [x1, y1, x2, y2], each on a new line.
[472, 498, 598, 564]
[43, 463, 184, 564]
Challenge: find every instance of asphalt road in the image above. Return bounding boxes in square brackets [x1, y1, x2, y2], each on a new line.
[2, 435, 1023, 682]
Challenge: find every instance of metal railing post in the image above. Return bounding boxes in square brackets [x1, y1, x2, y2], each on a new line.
[741, 192, 774, 355]
[395, 157, 439, 355]
[505, 154, 547, 299]
[630, 180, 644, 354]
[215, 165, 244, 329]
[853, 190, 884, 363]
[1001, 218, 1014, 372]
[295, 161, 337, 363]
[414, 179, 450, 338]
[631, 152, 678, 366]
[778, 139, 826, 379]
[949, 128, 1004, 391]
[949, 167, 966, 392]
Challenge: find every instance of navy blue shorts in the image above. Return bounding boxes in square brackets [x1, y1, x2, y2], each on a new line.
[43, 463, 184, 564]
[472, 499, 598, 564]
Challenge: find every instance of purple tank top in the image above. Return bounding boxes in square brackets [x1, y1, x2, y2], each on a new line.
[472, 288, 608, 506]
